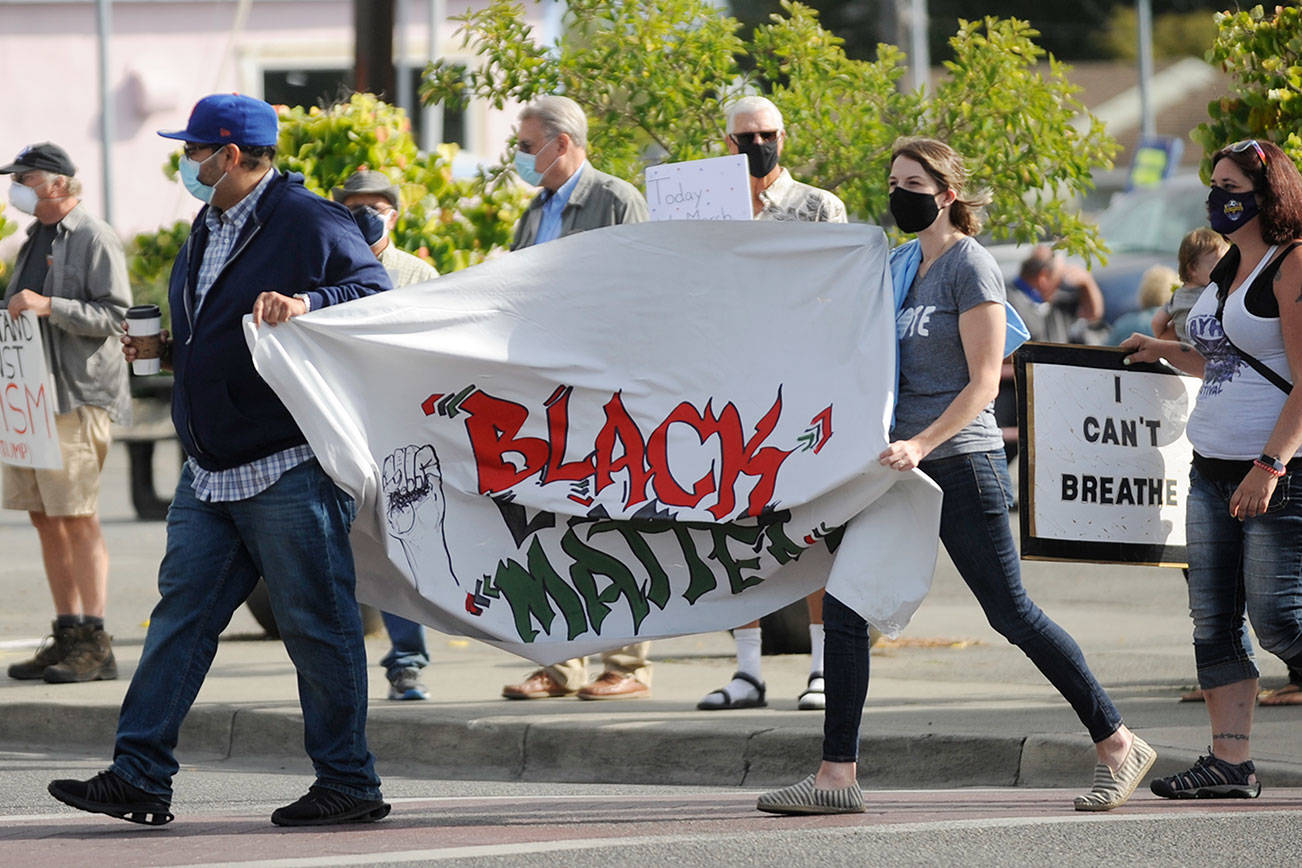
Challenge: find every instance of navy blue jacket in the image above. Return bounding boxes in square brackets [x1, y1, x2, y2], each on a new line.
[168, 171, 391, 471]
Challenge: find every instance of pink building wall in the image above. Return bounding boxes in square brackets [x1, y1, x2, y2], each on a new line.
[0, 0, 543, 255]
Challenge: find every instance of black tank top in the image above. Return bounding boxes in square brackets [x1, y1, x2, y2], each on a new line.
[1208, 240, 1302, 318]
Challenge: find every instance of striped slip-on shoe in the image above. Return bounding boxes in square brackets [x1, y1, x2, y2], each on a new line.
[1074, 735, 1158, 811]
[756, 774, 865, 815]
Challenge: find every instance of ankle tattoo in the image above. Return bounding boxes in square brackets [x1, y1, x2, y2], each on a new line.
[1213, 732, 1249, 741]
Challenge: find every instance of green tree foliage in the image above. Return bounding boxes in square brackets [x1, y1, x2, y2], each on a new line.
[1195, 4, 1302, 180]
[126, 93, 529, 318]
[0, 202, 16, 287]
[423, 0, 1117, 260]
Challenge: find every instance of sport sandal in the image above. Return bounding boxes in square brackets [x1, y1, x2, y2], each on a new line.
[797, 672, 825, 711]
[756, 774, 865, 815]
[697, 671, 766, 710]
[1150, 749, 1261, 799]
[1074, 735, 1157, 811]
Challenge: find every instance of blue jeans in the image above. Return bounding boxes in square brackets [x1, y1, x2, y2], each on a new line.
[111, 460, 381, 800]
[823, 450, 1122, 762]
[380, 612, 429, 675]
[1186, 465, 1302, 688]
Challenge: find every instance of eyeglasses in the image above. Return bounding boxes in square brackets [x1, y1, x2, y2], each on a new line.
[731, 130, 780, 145]
[1228, 139, 1269, 169]
[182, 143, 220, 159]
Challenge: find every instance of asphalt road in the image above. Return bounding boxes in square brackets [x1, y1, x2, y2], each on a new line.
[2, 751, 1299, 867]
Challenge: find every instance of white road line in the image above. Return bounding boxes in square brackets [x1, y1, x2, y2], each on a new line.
[0, 639, 39, 651]
[181, 809, 1302, 867]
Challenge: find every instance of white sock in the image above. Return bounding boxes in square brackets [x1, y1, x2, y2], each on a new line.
[735, 627, 762, 680]
[809, 623, 825, 676]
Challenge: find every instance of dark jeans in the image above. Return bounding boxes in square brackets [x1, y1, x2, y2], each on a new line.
[111, 461, 381, 800]
[823, 449, 1122, 762]
[380, 612, 429, 675]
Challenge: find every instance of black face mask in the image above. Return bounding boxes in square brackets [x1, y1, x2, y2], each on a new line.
[889, 187, 942, 233]
[1207, 185, 1259, 235]
[735, 138, 780, 178]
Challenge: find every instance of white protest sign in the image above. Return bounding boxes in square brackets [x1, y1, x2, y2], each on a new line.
[1018, 344, 1197, 565]
[0, 311, 61, 469]
[645, 155, 752, 222]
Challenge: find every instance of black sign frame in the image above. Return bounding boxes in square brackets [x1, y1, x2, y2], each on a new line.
[1014, 342, 1192, 567]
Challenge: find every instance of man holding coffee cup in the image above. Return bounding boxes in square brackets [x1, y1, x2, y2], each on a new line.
[1, 142, 131, 685]
[49, 94, 393, 828]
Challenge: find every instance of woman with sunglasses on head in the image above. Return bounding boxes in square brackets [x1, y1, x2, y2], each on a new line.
[1121, 138, 1302, 798]
[758, 137, 1154, 816]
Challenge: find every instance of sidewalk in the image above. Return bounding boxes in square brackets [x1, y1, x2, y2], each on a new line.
[1, 442, 1299, 791]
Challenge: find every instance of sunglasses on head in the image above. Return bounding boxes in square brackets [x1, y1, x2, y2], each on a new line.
[1227, 139, 1268, 169]
[732, 130, 780, 144]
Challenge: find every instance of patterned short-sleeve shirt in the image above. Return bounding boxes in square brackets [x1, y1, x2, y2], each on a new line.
[756, 169, 847, 223]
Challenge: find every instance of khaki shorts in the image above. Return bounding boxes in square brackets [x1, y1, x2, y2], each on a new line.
[2, 406, 111, 517]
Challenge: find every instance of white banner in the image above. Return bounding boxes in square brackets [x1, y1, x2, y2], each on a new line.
[645, 155, 752, 222]
[0, 311, 62, 469]
[247, 221, 942, 663]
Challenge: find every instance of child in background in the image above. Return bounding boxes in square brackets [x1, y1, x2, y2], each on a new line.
[1108, 265, 1178, 346]
[1151, 228, 1229, 342]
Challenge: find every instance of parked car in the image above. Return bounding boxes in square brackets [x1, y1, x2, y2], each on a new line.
[986, 173, 1209, 325]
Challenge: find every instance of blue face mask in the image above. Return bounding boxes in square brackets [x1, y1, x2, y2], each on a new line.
[178, 153, 223, 204]
[349, 205, 388, 245]
[513, 138, 557, 187]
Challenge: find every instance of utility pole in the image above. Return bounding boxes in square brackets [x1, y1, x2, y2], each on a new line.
[1137, 0, 1156, 138]
[96, 0, 114, 225]
[354, 0, 396, 98]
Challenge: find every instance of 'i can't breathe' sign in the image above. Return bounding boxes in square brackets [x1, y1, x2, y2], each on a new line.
[1016, 344, 1198, 566]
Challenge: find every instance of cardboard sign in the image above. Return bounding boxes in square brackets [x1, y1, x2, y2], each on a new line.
[1016, 343, 1198, 566]
[0, 311, 61, 469]
[645, 155, 752, 221]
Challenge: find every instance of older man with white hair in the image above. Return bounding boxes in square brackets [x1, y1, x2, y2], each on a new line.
[697, 96, 846, 714]
[502, 95, 653, 702]
[725, 95, 846, 223]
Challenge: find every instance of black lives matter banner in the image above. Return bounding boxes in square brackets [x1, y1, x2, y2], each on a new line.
[1015, 343, 1198, 566]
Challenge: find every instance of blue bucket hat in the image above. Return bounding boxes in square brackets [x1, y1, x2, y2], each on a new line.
[158, 94, 279, 147]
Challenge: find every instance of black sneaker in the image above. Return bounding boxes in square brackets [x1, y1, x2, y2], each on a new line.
[271, 785, 391, 827]
[387, 666, 428, 701]
[1150, 749, 1261, 799]
[48, 770, 174, 825]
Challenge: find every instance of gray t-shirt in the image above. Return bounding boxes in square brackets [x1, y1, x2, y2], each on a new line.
[892, 236, 1006, 460]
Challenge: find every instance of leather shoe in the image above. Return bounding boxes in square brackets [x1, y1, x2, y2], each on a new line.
[577, 670, 649, 700]
[502, 668, 576, 699]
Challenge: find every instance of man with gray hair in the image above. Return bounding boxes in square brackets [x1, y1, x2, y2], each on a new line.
[1, 142, 131, 685]
[502, 94, 653, 701]
[725, 95, 846, 222]
[509, 94, 648, 249]
[696, 97, 846, 714]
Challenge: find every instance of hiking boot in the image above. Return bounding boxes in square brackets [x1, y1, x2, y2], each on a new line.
[43, 625, 117, 683]
[8, 622, 76, 680]
[271, 785, 391, 826]
[48, 769, 174, 825]
[1150, 749, 1261, 799]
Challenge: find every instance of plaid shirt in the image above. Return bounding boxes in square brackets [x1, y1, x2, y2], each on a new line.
[188, 168, 313, 502]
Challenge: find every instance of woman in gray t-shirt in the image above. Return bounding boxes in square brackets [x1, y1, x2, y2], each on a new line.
[759, 138, 1153, 817]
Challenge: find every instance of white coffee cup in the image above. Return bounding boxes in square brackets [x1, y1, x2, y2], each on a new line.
[126, 304, 163, 375]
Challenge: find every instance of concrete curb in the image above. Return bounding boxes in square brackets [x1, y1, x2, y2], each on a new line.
[8, 701, 1296, 790]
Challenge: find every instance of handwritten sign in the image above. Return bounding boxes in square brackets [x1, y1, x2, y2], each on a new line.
[1016, 344, 1197, 566]
[0, 311, 62, 469]
[645, 155, 751, 222]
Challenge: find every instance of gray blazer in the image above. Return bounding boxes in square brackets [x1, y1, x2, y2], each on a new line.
[512, 163, 649, 250]
[4, 203, 132, 423]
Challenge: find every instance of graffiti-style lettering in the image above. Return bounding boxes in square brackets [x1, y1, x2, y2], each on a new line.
[450, 386, 797, 521]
